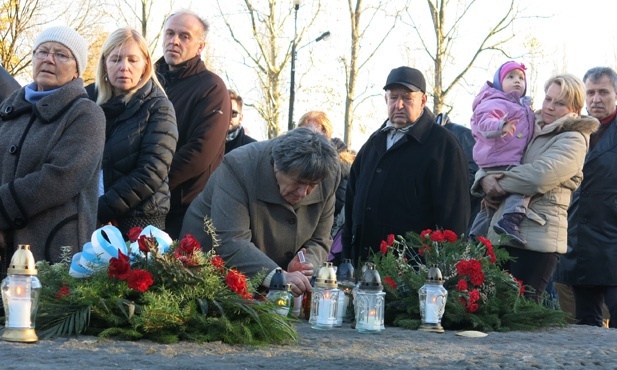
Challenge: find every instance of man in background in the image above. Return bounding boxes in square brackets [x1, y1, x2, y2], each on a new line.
[0, 65, 20, 102]
[437, 112, 480, 234]
[156, 10, 230, 238]
[225, 89, 256, 154]
[555, 66, 617, 327]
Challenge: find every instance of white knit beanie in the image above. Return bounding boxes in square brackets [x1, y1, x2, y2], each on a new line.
[34, 26, 88, 78]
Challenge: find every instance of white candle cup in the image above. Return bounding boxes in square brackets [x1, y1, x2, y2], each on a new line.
[425, 301, 438, 323]
[335, 290, 349, 326]
[7, 299, 31, 328]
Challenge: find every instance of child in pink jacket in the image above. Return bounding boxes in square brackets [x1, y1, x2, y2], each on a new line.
[469, 61, 535, 246]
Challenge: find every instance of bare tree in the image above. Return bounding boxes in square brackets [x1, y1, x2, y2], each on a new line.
[0, 0, 106, 81]
[0, 0, 47, 77]
[341, 0, 407, 147]
[405, 0, 524, 115]
[522, 35, 543, 106]
[217, 0, 321, 139]
[104, 0, 175, 56]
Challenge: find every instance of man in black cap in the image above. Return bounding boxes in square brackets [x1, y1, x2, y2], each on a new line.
[342, 66, 470, 267]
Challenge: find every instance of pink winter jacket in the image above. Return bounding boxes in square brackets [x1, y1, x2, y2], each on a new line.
[470, 82, 535, 168]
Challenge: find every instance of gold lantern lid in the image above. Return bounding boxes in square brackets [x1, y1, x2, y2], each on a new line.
[315, 262, 337, 289]
[7, 245, 38, 276]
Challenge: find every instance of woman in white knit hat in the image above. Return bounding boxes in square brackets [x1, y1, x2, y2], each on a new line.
[0, 26, 105, 277]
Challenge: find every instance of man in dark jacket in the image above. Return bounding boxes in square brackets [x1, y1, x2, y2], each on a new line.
[342, 67, 470, 267]
[156, 10, 231, 239]
[555, 66, 617, 328]
[437, 112, 481, 233]
[226, 89, 256, 154]
[0, 65, 20, 103]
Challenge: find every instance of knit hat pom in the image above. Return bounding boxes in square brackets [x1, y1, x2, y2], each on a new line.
[34, 26, 88, 78]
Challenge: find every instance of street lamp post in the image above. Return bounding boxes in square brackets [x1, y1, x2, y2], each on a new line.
[288, 0, 301, 131]
[287, 1, 331, 131]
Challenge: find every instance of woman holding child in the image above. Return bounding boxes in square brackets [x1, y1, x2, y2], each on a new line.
[473, 73, 599, 302]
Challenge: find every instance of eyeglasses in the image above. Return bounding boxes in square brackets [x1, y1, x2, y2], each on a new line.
[33, 50, 74, 63]
[231, 110, 240, 118]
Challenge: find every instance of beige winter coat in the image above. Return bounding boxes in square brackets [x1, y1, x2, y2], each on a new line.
[472, 112, 599, 253]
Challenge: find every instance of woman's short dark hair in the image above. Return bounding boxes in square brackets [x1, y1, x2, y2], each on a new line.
[271, 127, 339, 182]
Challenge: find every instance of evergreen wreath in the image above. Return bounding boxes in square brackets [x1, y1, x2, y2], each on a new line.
[34, 219, 298, 344]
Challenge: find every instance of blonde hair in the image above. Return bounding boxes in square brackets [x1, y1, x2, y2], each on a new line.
[297, 111, 333, 139]
[96, 28, 163, 105]
[544, 74, 586, 115]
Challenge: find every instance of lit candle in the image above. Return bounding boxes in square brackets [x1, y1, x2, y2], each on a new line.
[335, 290, 348, 326]
[364, 310, 381, 329]
[292, 295, 303, 317]
[8, 285, 31, 328]
[275, 297, 290, 316]
[317, 295, 332, 325]
[425, 296, 438, 323]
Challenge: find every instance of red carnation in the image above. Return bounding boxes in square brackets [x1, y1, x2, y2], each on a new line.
[469, 270, 485, 286]
[467, 303, 479, 313]
[108, 250, 131, 280]
[127, 227, 143, 243]
[211, 255, 225, 272]
[486, 247, 497, 264]
[179, 234, 201, 254]
[175, 252, 199, 267]
[383, 276, 398, 289]
[55, 285, 70, 299]
[127, 269, 154, 292]
[514, 277, 525, 296]
[469, 289, 480, 302]
[456, 279, 468, 291]
[477, 236, 497, 263]
[386, 234, 395, 246]
[456, 259, 485, 286]
[418, 244, 431, 257]
[226, 269, 251, 299]
[477, 235, 491, 248]
[443, 230, 458, 243]
[430, 230, 444, 242]
[380, 240, 389, 255]
[420, 229, 432, 239]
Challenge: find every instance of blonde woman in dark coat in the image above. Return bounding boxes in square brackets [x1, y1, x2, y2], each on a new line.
[87, 28, 178, 237]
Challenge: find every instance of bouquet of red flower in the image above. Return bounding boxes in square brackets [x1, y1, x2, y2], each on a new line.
[371, 229, 565, 332]
[35, 223, 297, 344]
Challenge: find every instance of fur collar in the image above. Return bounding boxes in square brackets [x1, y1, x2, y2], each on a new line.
[534, 110, 599, 137]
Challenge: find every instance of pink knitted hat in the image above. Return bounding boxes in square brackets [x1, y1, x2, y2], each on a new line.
[499, 61, 526, 86]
